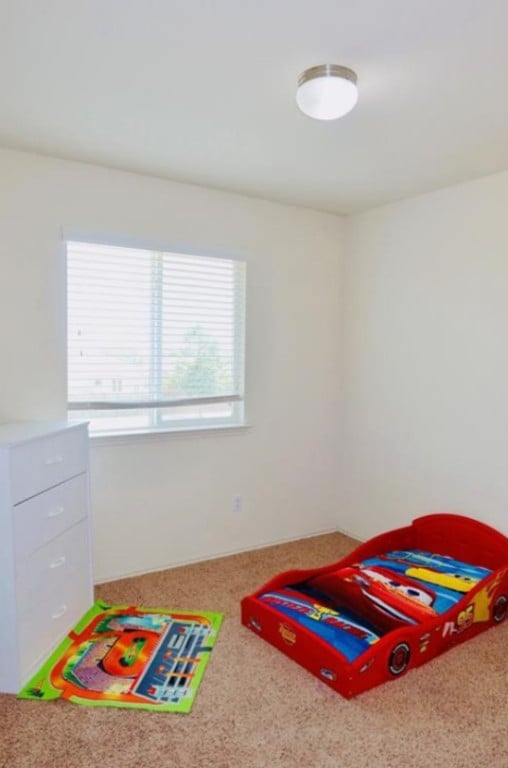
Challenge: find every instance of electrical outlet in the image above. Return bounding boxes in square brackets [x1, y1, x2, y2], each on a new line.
[232, 495, 242, 513]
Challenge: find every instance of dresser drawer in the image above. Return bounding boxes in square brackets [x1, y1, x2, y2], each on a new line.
[11, 426, 87, 504]
[13, 474, 87, 559]
[0, 421, 93, 694]
[16, 520, 90, 609]
[18, 568, 92, 681]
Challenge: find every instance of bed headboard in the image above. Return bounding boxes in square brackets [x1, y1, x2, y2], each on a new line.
[412, 513, 508, 569]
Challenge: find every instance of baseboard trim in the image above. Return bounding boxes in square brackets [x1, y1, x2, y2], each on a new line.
[94, 526, 347, 585]
[336, 524, 366, 543]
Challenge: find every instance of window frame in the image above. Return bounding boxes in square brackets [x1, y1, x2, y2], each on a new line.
[66, 238, 247, 438]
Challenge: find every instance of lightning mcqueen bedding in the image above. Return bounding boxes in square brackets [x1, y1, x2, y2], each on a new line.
[241, 514, 508, 698]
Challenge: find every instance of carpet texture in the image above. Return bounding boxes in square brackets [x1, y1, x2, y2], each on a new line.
[1, 531, 507, 768]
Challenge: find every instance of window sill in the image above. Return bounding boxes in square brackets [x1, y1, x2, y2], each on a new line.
[90, 422, 252, 447]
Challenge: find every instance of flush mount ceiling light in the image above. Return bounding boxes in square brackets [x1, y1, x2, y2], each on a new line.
[296, 64, 358, 121]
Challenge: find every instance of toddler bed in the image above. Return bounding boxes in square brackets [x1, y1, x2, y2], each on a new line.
[241, 514, 508, 698]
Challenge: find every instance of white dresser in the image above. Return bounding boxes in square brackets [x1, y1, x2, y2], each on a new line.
[0, 421, 94, 693]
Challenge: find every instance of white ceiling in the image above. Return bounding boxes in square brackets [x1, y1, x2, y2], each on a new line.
[1, 0, 508, 214]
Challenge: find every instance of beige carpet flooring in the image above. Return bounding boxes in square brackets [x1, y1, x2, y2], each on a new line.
[1, 531, 507, 768]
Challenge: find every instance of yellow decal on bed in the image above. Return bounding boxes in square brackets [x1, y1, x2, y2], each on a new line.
[470, 570, 505, 623]
[406, 567, 477, 593]
[279, 623, 297, 646]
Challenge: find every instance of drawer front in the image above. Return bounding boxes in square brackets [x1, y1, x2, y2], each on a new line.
[16, 520, 90, 608]
[11, 426, 88, 503]
[18, 569, 92, 681]
[14, 474, 87, 559]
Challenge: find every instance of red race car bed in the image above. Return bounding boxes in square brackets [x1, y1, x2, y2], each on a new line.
[241, 513, 508, 698]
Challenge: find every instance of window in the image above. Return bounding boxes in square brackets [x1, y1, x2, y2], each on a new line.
[66, 241, 246, 436]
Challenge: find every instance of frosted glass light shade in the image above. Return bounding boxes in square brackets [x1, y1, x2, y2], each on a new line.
[297, 64, 358, 121]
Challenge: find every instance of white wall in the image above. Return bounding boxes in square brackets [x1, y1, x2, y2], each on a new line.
[341, 170, 508, 538]
[0, 147, 343, 581]
[6, 145, 505, 579]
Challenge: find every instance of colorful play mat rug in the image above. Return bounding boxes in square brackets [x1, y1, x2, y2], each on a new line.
[18, 600, 223, 713]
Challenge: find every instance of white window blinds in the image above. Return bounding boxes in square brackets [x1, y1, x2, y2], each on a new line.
[67, 241, 246, 434]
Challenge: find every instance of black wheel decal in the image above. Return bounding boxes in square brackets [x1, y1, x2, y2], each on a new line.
[388, 642, 411, 676]
[493, 595, 507, 623]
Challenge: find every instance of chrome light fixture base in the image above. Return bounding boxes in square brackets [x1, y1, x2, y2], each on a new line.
[297, 64, 358, 121]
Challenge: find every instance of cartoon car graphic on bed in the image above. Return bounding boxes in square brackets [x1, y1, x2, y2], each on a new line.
[297, 562, 439, 632]
[372, 550, 489, 593]
[241, 513, 508, 698]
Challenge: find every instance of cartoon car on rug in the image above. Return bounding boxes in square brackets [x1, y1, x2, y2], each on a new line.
[18, 603, 223, 711]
